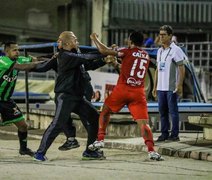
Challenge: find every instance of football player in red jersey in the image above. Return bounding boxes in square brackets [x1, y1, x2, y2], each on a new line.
[88, 31, 164, 161]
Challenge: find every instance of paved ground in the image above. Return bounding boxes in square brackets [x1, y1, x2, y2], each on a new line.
[0, 125, 211, 162]
[0, 134, 212, 180]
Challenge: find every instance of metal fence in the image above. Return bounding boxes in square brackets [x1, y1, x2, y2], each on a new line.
[183, 42, 212, 71]
[17, 41, 212, 78]
[182, 41, 212, 101]
[19, 71, 56, 80]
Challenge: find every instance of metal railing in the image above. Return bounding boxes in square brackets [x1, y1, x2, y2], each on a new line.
[15, 41, 211, 79]
[18, 71, 56, 80]
[182, 41, 212, 101]
[183, 42, 212, 71]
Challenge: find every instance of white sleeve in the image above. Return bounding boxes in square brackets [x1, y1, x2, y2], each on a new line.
[174, 47, 188, 63]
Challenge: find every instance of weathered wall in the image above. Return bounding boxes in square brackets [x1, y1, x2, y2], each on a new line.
[0, 0, 91, 44]
[198, 70, 212, 102]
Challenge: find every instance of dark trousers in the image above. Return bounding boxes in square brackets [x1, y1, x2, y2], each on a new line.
[157, 91, 179, 137]
[37, 93, 99, 155]
[62, 82, 94, 138]
[62, 118, 76, 138]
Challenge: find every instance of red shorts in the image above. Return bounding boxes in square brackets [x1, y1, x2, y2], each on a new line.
[104, 84, 149, 120]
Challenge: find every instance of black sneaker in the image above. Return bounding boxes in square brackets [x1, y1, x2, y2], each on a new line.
[82, 150, 106, 160]
[58, 139, 80, 151]
[156, 135, 168, 142]
[19, 148, 35, 157]
[167, 135, 180, 141]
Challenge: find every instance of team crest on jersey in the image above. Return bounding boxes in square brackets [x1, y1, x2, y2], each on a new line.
[13, 107, 21, 116]
[127, 77, 142, 86]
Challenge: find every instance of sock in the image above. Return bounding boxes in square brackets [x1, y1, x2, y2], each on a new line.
[145, 141, 154, 152]
[18, 130, 27, 150]
[97, 107, 111, 141]
[98, 128, 106, 141]
[68, 137, 75, 141]
[140, 124, 155, 152]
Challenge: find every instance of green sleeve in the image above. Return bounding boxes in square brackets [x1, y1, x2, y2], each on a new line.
[17, 56, 32, 64]
[0, 56, 15, 70]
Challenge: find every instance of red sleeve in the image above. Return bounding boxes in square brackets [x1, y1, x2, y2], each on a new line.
[117, 47, 128, 58]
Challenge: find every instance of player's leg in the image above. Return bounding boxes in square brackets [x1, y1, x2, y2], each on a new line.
[137, 120, 154, 151]
[86, 104, 111, 151]
[129, 88, 164, 161]
[97, 104, 111, 141]
[34, 93, 75, 161]
[88, 85, 125, 151]
[58, 116, 80, 151]
[14, 120, 35, 156]
[1, 100, 34, 157]
[136, 119, 164, 161]
[77, 99, 105, 160]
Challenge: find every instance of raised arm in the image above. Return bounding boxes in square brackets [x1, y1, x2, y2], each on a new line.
[90, 33, 117, 56]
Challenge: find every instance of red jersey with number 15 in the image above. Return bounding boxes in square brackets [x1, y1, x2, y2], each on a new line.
[117, 47, 150, 88]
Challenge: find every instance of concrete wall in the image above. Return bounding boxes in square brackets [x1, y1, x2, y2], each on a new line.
[0, 0, 91, 44]
[91, 0, 104, 44]
[26, 112, 141, 138]
[198, 70, 212, 102]
[91, 0, 109, 45]
[69, 0, 92, 45]
[23, 107, 204, 138]
[0, 0, 70, 40]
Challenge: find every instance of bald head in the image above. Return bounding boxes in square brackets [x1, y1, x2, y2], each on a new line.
[57, 31, 79, 50]
[60, 31, 74, 41]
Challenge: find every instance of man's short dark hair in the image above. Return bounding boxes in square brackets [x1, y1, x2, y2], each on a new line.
[160, 25, 173, 35]
[142, 30, 149, 35]
[2, 41, 17, 51]
[129, 31, 144, 46]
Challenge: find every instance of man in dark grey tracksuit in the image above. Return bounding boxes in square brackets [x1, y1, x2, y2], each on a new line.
[33, 51, 106, 151]
[33, 31, 106, 161]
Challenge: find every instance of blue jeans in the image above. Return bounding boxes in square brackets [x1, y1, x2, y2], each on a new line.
[157, 91, 179, 137]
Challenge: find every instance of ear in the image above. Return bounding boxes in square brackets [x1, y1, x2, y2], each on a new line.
[5, 48, 9, 54]
[61, 41, 65, 46]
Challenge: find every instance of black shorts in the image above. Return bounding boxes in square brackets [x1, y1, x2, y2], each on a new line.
[0, 100, 24, 126]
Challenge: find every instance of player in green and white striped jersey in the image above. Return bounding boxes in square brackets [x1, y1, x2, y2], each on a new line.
[0, 41, 39, 156]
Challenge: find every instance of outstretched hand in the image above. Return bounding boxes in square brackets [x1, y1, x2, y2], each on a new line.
[104, 55, 117, 64]
[111, 44, 118, 50]
[104, 55, 121, 71]
[28, 55, 38, 62]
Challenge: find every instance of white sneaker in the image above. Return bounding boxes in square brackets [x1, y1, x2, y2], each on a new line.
[88, 140, 104, 151]
[148, 151, 164, 161]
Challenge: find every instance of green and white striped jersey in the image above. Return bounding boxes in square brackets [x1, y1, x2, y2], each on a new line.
[0, 56, 31, 101]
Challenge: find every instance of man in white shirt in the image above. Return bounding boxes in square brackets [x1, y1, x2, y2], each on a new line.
[152, 25, 186, 141]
